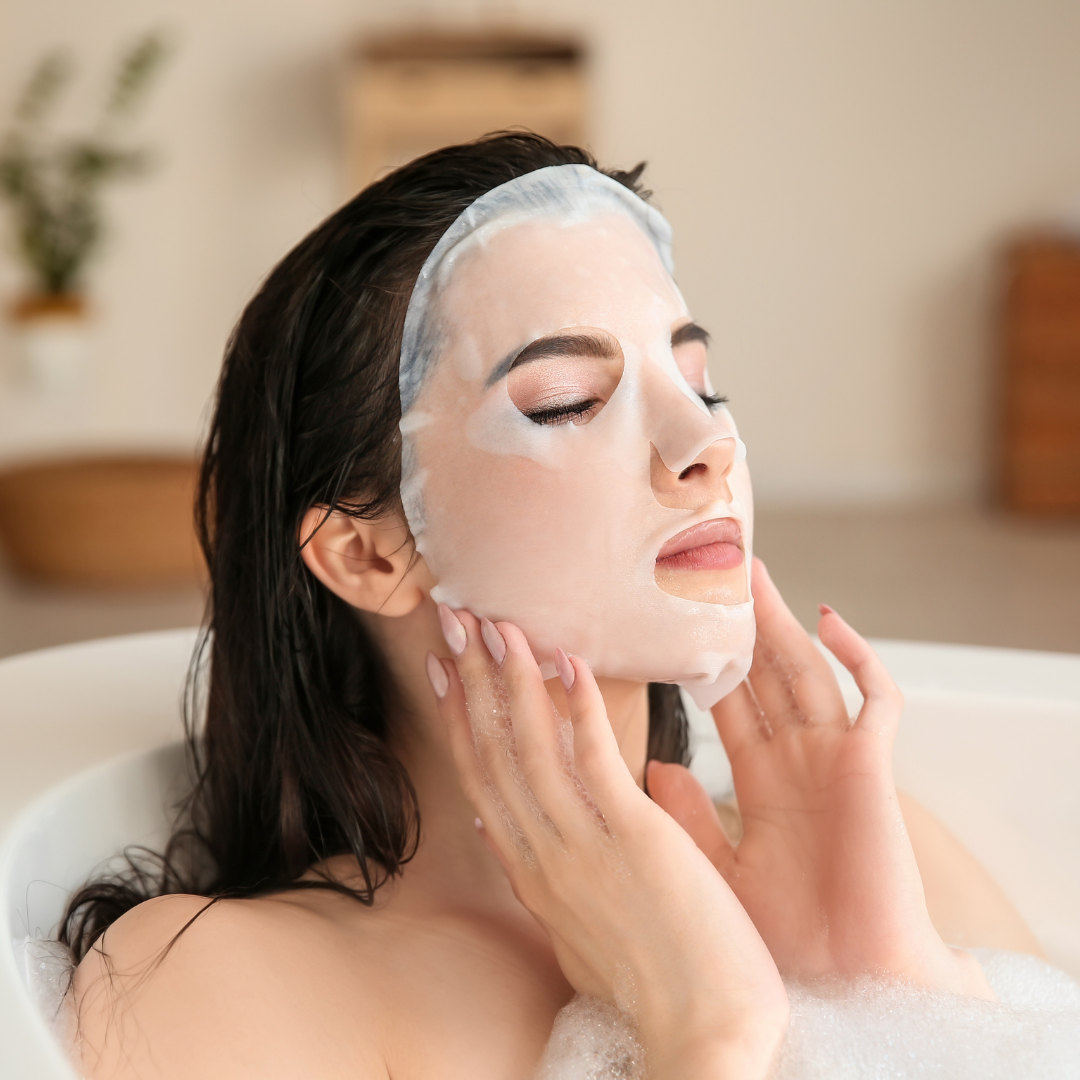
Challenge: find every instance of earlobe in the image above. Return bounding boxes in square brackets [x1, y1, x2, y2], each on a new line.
[298, 505, 432, 617]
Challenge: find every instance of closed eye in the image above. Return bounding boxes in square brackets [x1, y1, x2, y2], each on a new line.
[523, 398, 602, 426]
[699, 392, 728, 410]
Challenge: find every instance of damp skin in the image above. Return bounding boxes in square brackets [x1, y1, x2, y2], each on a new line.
[399, 166, 756, 707]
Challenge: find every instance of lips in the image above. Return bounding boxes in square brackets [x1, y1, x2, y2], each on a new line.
[655, 518, 744, 573]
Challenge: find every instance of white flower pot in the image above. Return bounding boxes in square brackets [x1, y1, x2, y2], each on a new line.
[7, 295, 92, 395]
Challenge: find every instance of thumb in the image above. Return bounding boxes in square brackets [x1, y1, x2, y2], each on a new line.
[647, 761, 735, 873]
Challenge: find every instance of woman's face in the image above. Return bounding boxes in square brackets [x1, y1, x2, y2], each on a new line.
[402, 210, 754, 701]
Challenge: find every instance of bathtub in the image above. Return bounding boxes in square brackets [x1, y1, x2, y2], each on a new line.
[1, 628, 1078, 1079]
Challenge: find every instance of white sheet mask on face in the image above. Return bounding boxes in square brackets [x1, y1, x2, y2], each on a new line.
[399, 165, 754, 707]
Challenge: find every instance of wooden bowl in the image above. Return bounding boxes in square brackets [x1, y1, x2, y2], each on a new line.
[0, 456, 204, 588]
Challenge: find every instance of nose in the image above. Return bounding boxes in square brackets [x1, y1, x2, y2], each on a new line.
[643, 358, 739, 510]
[651, 436, 736, 509]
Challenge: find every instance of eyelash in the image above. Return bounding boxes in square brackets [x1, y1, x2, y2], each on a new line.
[525, 392, 727, 426]
[524, 399, 601, 426]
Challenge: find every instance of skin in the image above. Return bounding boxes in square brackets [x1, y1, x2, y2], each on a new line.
[70, 529, 1041, 1080]
[71, 221, 1041, 1078]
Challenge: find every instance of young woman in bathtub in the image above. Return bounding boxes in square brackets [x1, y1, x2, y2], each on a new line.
[66, 134, 1040, 1080]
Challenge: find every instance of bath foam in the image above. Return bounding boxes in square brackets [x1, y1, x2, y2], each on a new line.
[536, 995, 645, 1080]
[15, 935, 76, 1049]
[537, 951, 1080, 1080]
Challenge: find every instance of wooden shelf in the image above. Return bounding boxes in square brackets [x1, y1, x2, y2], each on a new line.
[344, 27, 588, 191]
[1000, 237, 1080, 513]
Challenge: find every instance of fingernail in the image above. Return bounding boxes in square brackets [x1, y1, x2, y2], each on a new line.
[437, 603, 467, 657]
[819, 603, 837, 617]
[425, 651, 449, 699]
[474, 817, 484, 831]
[480, 618, 507, 665]
[555, 648, 576, 692]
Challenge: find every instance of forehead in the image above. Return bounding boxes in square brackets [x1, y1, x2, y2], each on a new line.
[433, 212, 688, 357]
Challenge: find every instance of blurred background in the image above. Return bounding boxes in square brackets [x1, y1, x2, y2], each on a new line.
[0, 0, 1078, 660]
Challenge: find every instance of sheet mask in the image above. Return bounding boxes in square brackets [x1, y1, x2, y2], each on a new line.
[399, 165, 754, 707]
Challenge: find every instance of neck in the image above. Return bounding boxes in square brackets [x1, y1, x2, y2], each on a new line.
[362, 597, 650, 907]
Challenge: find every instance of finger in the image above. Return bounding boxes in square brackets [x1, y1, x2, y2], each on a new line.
[710, 678, 773, 761]
[746, 559, 848, 729]
[646, 762, 735, 875]
[427, 651, 522, 859]
[817, 605, 903, 740]
[439, 607, 542, 835]
[439, 605, 506, 738]
[492, 622, 591, 842]
[561, 652, 641, 815]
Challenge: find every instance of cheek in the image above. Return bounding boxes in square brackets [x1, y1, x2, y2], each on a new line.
[434, 450, 588, 542]
[729, 459, 754, 548]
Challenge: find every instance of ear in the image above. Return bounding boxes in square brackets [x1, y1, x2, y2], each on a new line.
[298, 505, 434, 617]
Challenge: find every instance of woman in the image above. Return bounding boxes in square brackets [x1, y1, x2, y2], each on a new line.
[67, 134, 1037, 1080]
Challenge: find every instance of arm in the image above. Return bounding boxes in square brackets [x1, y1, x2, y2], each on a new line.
[708, 790, 1045, 958]
[899, 790, 1045, 957]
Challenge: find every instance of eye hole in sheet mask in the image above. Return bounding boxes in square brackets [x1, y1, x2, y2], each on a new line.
[506, 328, 625, 427]
[670, 320, 714, 398]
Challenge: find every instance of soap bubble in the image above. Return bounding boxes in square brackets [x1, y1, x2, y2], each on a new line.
[539, 951, 1080, 1080]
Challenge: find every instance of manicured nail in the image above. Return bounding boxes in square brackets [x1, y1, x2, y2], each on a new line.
[437, 603, 467, 657]
[555, 648, 576, 692]
[480, 618, 507, 665]
[425, 651, 448, 699]
[819, 603, 837, 617]
[474, 817, 484, 831]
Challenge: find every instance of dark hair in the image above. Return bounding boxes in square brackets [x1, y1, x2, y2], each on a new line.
[61, 133, 689, 963]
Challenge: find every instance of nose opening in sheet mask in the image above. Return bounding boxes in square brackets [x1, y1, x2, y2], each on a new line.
[398, 164, 758, 710]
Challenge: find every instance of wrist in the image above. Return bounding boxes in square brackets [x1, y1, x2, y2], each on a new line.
[950, 947, 996, 1002]
[643, 1008, 787, 1080]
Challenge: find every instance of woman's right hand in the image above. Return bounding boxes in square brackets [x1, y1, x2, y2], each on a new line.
[427, 608, 789, 1080]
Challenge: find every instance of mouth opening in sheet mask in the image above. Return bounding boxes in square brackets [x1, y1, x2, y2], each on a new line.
[398, 164, 756, 709]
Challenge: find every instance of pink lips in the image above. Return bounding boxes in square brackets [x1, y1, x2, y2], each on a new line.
[655, 518, 744, 573]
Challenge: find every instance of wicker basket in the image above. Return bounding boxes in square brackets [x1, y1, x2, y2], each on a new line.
[0, 456, 204, 588]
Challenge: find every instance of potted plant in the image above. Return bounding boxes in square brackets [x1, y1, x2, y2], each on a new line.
[0, 33, 168, 392]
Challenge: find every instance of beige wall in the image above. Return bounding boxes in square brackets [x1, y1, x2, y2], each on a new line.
[3, 0, 1080, 503]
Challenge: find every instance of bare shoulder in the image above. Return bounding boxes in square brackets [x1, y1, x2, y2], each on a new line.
[73, 891, 391, 1080]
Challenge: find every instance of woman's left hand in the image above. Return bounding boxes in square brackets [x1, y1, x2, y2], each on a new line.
[649, 558, 993, 999]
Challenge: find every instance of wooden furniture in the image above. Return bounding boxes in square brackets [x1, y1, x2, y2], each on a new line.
[1001, 237, 1080, 512]
[0, 456, 203, 587]
[344, 28, 587, 191]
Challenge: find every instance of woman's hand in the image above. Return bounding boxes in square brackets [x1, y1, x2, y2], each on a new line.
[427, 608, 789, 1079]
[649, 559, 993, 1000]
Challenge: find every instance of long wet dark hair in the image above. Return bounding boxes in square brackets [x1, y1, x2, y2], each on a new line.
[60, 133, 690, 963]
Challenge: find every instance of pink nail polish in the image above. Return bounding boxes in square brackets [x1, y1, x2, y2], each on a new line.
[425, 651, 449, 699]
[555, 648, 576, 692]
[480, 618, 507, 665]
[437, 603, 467, 657]
[819, 603, 837, 617]
[474, 817, 484, 831]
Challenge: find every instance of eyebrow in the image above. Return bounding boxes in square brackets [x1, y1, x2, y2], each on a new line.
[484, 322, 711, 388]
[485, 331, 622, 387]
[671, 322, 711, 348]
